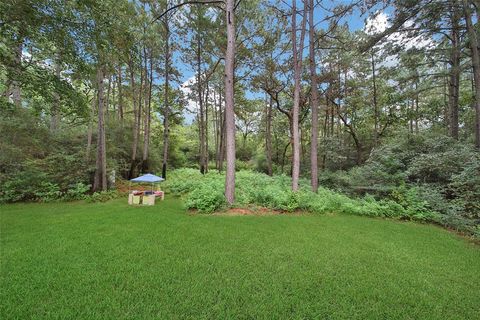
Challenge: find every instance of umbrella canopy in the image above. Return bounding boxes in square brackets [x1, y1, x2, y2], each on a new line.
[130, 173, 164, 183]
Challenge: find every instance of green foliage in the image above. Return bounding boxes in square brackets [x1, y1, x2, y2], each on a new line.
[449, 160, 480, 219]
[390, 185, 438, 221]
[33, 182, 62, 202]
[0, 170, 90, 203]
[184, 183, 225, 213]
[85, 190, 120, 203]
[0, 169, 48, 203]
[318, 132, 480, 234]
[235, 159, 255, 171]
[63, 182, 91, 201]
[165, 169, 440, 222]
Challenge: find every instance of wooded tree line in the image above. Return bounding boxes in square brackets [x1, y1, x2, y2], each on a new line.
[1, 0, 480, 206]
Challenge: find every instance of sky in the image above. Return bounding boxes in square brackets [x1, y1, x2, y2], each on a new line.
[178, 1, 394, 124]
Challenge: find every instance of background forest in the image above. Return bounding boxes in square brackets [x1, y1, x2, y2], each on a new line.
[1, 0, 479, 236]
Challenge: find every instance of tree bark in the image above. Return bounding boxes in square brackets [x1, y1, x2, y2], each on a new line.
[371, 51, 379, 146]
[218, 87, 226, 172]
[213, 87, 219, 169]
[448, 3, 461, 140]
[308, 0, 319, 192]
[443, 62, 449, 130]
[196, 26, 206, 175]
[291, 0, 307, 191]
[205, 80, 210, 173]
[50, 54, 61, 132]
[142, 48, 153, 173]
[128, 57, 139, 178]
[10, 40, 23, 107]
[265, 94, 273, 176]
[321, 96, 329, 169]
[463, 0, 480, 148]
[224, 0, 236, 204]
[105, 73, 112, 120]
[117, 64, 124, 122]
[409, 98, 414, 133]
[85, 97, 95, 162]
[162, 23, 171, 179]
[93, 65, 107, 191]
[415, 80, 419, 133]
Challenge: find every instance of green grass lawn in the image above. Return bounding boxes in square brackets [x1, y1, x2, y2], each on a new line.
[1, 198, 479, 319]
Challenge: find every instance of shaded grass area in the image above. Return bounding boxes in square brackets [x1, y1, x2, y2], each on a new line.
[1, 199, 479, 319]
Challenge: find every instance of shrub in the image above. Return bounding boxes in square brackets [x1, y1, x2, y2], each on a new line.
[165, 169, 441, 224]
[449, 159, 480, 219]
[318, 132, 479, 234]
[390, 185, 438, 220]
[0, 170, 90, 203]
[85, 190, 120, 203]
[184, 183, 225, 213]
[0, 180, 24, 203]
[0, 169, 49, 202]
[34, 182, 62, 202]
[63, 182, 90, 201]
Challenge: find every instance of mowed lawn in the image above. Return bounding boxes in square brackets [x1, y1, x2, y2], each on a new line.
[1, 199, 479, 319]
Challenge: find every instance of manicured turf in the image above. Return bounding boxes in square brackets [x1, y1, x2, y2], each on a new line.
[1, 198, 479, 319]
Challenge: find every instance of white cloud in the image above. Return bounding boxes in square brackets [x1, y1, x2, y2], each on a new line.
[365, 12, 389, 35]
[364, 11, 435, 67]
[179, 76, 197, 124]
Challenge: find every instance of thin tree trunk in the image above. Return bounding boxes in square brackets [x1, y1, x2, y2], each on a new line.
[215, 86, 221, 170]
[218, 87, 226, 172]
[409, 98, 414, 133]
[224, 0, 236, 204]
[463, 0, 480, 148]
[128, 57, 139, 178]
[449, 3, 461, 140]
[443, 62, 449, 129]
[86, 97, 95, 162]
[105, 73, 112, 120]
[111, 73, 116, 117]
[197, 28, 206, 174]
[281, 142, 291, 174]
[93, 65, 107, 191]
[213, 88, 219, 169]
[372, 51, 379, 146]
[50, 53, 61, 132]
[205, 80, 210, 173]
[162, 23, 171, 178]
[308, 0, 319, 192]
[11, 40, 23, 107]
[321, 96, 328, 169]
[329, 92, 334, 137]
[117, 64, 124, 122]
[415, 80, 419, 134]
[266, 94, 273, 176]
[142, 48, 153, 173]
[291, 0, 307, 192]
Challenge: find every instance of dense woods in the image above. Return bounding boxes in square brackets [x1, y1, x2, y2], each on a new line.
[1, 0, 479, 235]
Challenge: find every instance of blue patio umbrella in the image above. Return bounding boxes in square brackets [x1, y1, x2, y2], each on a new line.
[130, 174, 164, 192]
[130, 174, 164, 183]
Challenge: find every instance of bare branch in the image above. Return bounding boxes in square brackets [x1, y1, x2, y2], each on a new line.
[151, 0, 225, 24]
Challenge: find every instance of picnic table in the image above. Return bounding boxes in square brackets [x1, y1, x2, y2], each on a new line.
[128, 173, 165, 205]
[128, 190, 164, 205]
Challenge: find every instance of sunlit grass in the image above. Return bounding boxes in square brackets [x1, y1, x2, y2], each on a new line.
[1, 198, 479, 319]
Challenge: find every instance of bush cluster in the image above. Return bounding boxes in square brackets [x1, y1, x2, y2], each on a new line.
[164, 169, 439, 223]
[85, 190, 121, 203]
[0, 171, 90, 203]
[318, 132, 480, 235]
